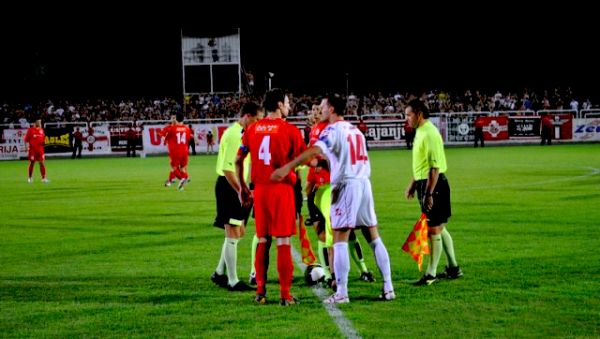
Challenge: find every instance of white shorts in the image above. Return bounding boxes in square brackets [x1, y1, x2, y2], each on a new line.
[330, 179, 377, 229]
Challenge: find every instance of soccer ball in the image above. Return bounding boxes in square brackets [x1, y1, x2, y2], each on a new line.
[304, 264, 326, 285]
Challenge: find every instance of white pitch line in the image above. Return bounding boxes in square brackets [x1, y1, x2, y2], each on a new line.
[291, 247, 362, 339]
[455, 166, 600, 191]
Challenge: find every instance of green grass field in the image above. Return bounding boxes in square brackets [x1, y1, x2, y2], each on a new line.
[1, 144, 599, 338]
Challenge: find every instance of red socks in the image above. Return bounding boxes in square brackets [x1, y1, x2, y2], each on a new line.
[277, 244, 293, 300]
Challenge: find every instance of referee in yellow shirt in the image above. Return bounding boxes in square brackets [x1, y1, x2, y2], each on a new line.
[404, 99, 462, 286]
[211, 102, 263, 291]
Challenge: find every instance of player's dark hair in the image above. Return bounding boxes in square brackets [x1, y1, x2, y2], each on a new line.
[407, 99, 429, 119]
[317, 159, 329, 171]
[324, 94, 346, 116]
[263, 88, 285, 112]
[176, 112, 185, 122]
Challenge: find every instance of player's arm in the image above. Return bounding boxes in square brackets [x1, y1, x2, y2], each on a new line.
[405, 178, 416, 200]
[24, 130, 31, 152]
[423, 167, 439, 211]
[221, 133, 241, 193]
[160, 126, 170, 145]
[235, 147, 252, 207]
[271, 146, 322, 182]
[423, 135, 442, 210]
[223, 170, 240, 193]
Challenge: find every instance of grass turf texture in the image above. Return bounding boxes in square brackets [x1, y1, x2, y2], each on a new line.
[1, 144, 599, 337]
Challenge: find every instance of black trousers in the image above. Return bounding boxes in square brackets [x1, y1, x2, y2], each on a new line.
[474, 129, 484, 147]
[126, 142, 136, 157]
[72, 143, 82, 158]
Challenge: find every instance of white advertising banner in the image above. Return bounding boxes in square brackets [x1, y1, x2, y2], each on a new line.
[2, 128, 27, 151]
[1, 128, 27, 160]
[0, 143, 20, 160]
[82, 126, 112, 155]
[572, 118, 600, 141]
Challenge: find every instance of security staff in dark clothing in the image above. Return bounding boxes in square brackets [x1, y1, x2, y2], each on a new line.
[541, 114, 553, 146]
[188, 124, 196, 155]
[474, 115, 485, 148]
[125, 126, 138, 157]
[72, 127, 83, 159]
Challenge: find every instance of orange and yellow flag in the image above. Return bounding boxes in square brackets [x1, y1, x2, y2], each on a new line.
[298, 215, 317, 265]
[402, 213, 430, 271]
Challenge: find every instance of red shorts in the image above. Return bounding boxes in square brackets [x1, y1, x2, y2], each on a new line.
[169, 154, 188, 168]
[28, 148, 45, 162]
[253, 183, 297, 238]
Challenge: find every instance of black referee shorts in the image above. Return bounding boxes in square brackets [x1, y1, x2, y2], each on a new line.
[416, 173, 452, 226]
[213, 176, 251, 229]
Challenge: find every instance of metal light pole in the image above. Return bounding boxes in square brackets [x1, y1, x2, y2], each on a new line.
[345, 73, 349, 97]
[268, 72, 274, 91]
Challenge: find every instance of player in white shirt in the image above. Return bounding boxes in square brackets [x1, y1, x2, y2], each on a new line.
[272, 95, 394, 304]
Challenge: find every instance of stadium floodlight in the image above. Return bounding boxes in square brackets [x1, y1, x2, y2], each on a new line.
[268, 72, 274, 90]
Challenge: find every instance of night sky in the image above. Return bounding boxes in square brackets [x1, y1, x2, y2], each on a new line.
[1, 19, 597, 101]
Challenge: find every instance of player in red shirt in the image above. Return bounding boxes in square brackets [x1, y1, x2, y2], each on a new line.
[236, 89, 306, 306]
[206, 130, 215, 154]
[162, 113, 193, 190]
[24, 119, 48, 183]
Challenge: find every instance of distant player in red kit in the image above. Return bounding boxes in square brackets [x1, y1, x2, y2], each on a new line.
[24, 119, 49, 183]
[236, 88, 306, 306]
[162, 113, 193, 190]
[206, 130, 215, 154]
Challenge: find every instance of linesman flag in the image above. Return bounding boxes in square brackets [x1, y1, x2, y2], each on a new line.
[298, 215, 317, 265]
[402, 213, 430, 271]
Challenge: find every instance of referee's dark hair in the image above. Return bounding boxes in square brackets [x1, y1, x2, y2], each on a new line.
[407, 99, 429, 119]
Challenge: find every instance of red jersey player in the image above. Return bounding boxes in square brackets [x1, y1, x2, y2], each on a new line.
[235, 89, 306, 305]
[24, 119, 48, 183]
[162, 113, 192, 190]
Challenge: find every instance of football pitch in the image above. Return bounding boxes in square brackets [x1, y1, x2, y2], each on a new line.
[1, 144, 599, 338]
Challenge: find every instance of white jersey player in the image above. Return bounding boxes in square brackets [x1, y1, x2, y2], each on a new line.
[271, 95, 395, 304]
[314, 120, 376, 230]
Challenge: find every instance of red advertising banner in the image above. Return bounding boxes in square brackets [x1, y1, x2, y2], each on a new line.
[482, 116, 509, 140]
[550, 114, 573, 140]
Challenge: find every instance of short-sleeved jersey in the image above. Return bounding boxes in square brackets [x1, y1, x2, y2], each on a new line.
[314, 120, 370, 185]
[412, 120, 447, 180]
[216, 122, 250, 181]
[241, 117, 305, 185]
[309, 121, 329, 146]
[162, 124, 192, 157]
[24, 127, 45, 149]
[474, 118, 485, 129]
[73, 131, 83, 143]
[307, 167, 330, 188]
[125, 129, 137, 140]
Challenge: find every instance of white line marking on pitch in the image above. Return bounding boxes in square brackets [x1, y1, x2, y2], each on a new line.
[291, 247, 362, 339]
[456, 166, 600, 191]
